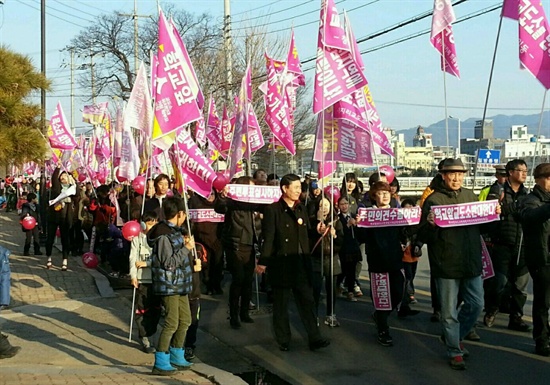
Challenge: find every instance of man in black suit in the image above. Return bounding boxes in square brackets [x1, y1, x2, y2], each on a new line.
[256, 174, 329, 352]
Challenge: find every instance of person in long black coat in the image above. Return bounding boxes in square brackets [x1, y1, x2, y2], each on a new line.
[257, 174, 329, 352]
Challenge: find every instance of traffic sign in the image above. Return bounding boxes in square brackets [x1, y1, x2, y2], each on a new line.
[477, 149, 500, 167]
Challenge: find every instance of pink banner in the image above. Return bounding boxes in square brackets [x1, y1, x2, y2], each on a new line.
[430, 0, 460, 78]
[188, 209, 225, 223]
[246, 105, 265, 154]
[206, 95, 222, 152]
[152, 10, 201, 141]
[82, 102, 108, 125]
[313, 0, 368, 114]
[502, 0, 519, 20]
[518, 1, 550, 89]
[118, 129, 140, 181]
[195, 116, 206, 146]
[357, 207, 421, 228]
[226, 184, 281, 204]
[265, 60, 295, 155]
[363, 87, 394, 157]
[124, 62, 153, 135]
[480, 236, 495, 280]
[47, 102, 78, 150]
[170, 17, 204, 110]
[319, 161, 337, 180]
[171, 128, 216, 199]
[219, 105, 232, 157]
[313, 106, 373, 165]
[370, 272, 392, 311]
[286, 29, 305, 86]
[432, 200, 500, 228]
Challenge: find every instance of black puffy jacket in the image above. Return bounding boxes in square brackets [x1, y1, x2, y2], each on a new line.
[214, 195, 262, 249]
[520, 185, 550, 270]
[487, 181, 528, 246]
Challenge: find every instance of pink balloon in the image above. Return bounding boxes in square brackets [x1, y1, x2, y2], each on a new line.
[78, 173, 86, 183]
[82, 252, 99, 268]
[55, 227, 61, 237]
[122, 220, 141, 241]
[323, 186, 341, 203]
[379, 165, 395, 184]
[21, 216, 37, 230]
[97, 175, 106, 184]
[213, 172, 228, 191]
[131, 176, 146, 195]
[166, 189, 174, 197]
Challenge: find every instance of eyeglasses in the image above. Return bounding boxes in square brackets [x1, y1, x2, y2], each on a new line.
[513, 169, 528, 174]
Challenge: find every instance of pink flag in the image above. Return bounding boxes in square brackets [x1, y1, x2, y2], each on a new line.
[152, 10, 201, 141]
[113, 103, 123, 161]
[344, 11, 365, 71]
[94, 125, 111, 160]
[170, 128, 216, 199]
[118, 128, 140, 181]
[517, 1, 550, 89]
[363, 86, 394, 157]
[125, 61, 153, 135]
[195, 116, 206, 146]
[265, 60, 295, 155]
[286, 29, 306, 86]
[313, 107, 372, 165]
[170, 17, 205, 110]
[47, 102, 78, 150]
[219, 105, 232, 158]
[206, 95, 222, 152]
[430, 0, 460, 78]
[313, 0, 368, 114]
[321, 0, 348, 50]
[319, 161, 337, 180]
[246, 105, 265, 153]
[82, 102, 108, 125]
[313, 106, 373, 166]
[502, 0, 518, 20]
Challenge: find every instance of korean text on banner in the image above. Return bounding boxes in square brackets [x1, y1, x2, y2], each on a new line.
[432, 200, 500, 228]
[47, 102, 78, 150]
[430, 0, 460, 78]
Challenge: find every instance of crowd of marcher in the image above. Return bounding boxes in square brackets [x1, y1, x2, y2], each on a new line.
[1, 158, 550, 372]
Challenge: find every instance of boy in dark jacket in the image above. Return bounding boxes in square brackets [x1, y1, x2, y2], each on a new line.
[21, 193, 42, 256]
[147, 197, 194, 375]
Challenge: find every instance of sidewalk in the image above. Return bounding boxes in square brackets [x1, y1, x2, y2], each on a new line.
[0, 211, 246, 385]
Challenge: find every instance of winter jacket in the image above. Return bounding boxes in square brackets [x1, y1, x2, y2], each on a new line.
[147, 221, 192, 296]
[418, 178, 483, 279]
[259, 199, 313, 287]
[519, 185, 550, 270]
[487, 181, 528, 246]
[47, 167, 78, 225]
[363, 207, 406, 273]
[214, 194, 262, 249]
[338, 212, 362, 262]
[129, 232, 152, 284]
[20, 202, 39, 231]
[189, 194, 223, 249]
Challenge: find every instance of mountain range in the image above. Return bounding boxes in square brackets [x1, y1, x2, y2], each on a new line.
[398, 111, 550, 147]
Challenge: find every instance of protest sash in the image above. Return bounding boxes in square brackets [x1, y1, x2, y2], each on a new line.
[188, 209, 225, 223]
[357, 207, 421, 228]
[432, 200, 499, 228]
[370, 272, 392, 311]
[226, 184, 281, 204]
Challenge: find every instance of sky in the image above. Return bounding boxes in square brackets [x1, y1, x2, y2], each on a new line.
[1, 0, 550, 143]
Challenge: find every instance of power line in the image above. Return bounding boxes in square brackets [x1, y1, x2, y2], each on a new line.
[13, 0, 86, 27]
[234, 0, 315, 25]
[232, 0, 282, 17]
[51, 0, 98, 19]
[71, 0, 106, 13]
[232, 0, 353, 31]
[30, 0, 94, 23]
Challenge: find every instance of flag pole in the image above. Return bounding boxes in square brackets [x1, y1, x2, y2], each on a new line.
[442, 35, 451, 158]
[472, 14, 504, 188]
[531, 89, 548, 174]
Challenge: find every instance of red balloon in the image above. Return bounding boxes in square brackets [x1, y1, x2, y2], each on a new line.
[122, 220, 141, 241]
[97, 175, 106, 184]
[78, 173, 86, 183]
[213, 172, 229, 191]
[82, 252, 99, 268]
[379, 165, 395, 184]
[56, 227, 61, 237]
[131, 176, 146, 195]
[323, 186, 341, 203]
[21, 216, 37, 230]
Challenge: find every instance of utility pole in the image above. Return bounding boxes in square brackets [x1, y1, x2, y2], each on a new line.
[119, 0, 150, 77]
[224, 0, 233, 102]
[40, 0, 46, 134]
[90, 48, 95, 104]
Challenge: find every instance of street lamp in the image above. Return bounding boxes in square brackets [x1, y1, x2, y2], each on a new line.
[449, 116, 461, 157]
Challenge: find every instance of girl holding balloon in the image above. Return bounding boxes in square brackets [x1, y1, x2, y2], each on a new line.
[20, 193, 42, 256]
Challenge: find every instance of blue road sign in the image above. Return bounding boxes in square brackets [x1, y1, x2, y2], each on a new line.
[477, 149, 501, 166]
